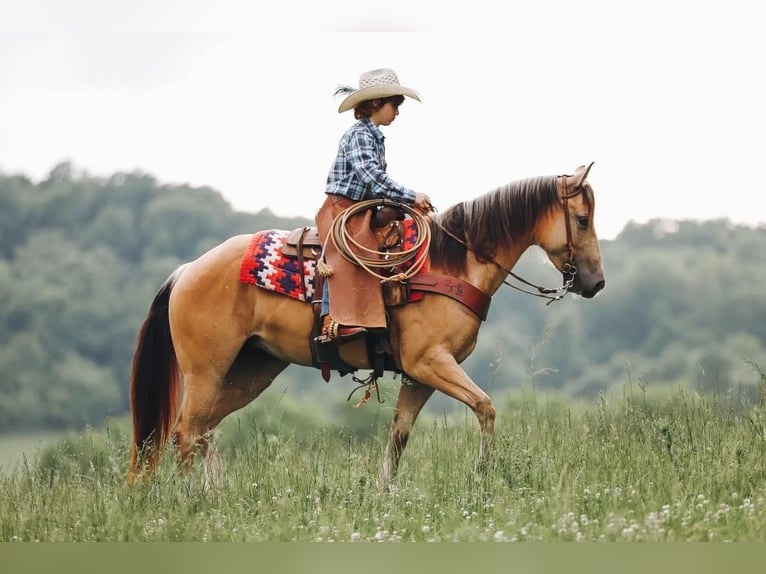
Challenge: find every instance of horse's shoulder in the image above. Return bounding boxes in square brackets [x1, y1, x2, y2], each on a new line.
[226, 233, 262, 250]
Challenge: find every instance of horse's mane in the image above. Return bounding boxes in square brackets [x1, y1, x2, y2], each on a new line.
[428, 175, 559, 275]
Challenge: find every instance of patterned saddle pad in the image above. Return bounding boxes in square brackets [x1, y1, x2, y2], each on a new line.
[239, 229, 318, 302]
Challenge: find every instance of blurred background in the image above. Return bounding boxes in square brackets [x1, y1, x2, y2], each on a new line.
[1, 1, 764, 469]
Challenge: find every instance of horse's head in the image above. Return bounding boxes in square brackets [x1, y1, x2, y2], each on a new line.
[534, 163, 605, 298]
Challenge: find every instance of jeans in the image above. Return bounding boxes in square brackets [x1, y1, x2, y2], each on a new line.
[321, 279, 329, 317]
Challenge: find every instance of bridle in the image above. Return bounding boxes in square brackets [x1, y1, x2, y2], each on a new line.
[433, 174, 584, 305]
[557, 173, 587, 294]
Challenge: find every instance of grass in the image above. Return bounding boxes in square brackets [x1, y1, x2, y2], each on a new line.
[0, 432, 64, 474]
[2, 378, 766, 542]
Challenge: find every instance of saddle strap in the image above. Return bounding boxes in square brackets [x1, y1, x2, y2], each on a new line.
[295, 227, 309, 302]
[407, 272, 491, 321]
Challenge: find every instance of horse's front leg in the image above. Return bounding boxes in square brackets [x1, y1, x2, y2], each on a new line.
[379, 379, 435, 485]
[404, 351, 496, 470]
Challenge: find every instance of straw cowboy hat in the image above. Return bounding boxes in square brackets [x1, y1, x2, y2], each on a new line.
[335, 68, 421, 113]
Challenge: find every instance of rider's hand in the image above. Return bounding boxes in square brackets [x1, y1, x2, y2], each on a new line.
[414, 192, 434, 215]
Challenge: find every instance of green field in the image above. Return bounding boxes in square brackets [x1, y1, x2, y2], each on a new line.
[2, 380, 766, 542]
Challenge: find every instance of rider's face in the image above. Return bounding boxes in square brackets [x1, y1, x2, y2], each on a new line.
[370, 101, 400, 126]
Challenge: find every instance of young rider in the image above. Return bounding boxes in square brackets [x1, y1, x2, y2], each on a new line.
[316, 68, 432, 343]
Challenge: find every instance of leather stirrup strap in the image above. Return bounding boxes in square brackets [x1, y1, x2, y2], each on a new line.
[296, 226, 309, 302]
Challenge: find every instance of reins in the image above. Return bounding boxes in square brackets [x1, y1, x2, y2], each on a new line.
[327, 174, 582, 305]
[432, 174, 581, 305]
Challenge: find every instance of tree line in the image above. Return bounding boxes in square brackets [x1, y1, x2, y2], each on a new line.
[1, 162, 764, 431]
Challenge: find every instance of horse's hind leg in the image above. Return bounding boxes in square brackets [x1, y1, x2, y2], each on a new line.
[173, 346, 288, 485]
[379, 380, 435, 485]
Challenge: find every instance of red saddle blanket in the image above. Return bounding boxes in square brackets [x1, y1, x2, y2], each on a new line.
[239, 220, 422, 303]
[239, 229, 318, 302]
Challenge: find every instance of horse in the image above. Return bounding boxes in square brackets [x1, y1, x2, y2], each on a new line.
[128, 163, 605, 484]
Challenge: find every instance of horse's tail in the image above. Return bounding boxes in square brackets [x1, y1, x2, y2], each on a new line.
[128, 267, 185, 482]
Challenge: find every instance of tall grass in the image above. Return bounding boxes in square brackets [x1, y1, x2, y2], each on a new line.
[2, 372, 766, 541]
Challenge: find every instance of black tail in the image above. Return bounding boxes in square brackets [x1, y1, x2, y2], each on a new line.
[128, 273, 180, 481]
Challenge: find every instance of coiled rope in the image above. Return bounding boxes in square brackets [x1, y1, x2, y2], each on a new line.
[327, 199, 431, 282]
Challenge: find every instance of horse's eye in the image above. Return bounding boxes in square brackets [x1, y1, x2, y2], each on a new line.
[576, 215, 589, 229]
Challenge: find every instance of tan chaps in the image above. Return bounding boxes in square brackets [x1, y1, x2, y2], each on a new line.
[315, 194, 387, 329]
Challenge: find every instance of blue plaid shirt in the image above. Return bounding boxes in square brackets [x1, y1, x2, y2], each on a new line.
[326, 118, 416, 204]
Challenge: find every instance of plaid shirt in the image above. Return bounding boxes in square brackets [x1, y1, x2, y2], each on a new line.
[325, 118, 416, 204]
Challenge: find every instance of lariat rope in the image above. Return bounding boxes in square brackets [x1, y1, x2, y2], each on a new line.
[327, 199, 431, 282]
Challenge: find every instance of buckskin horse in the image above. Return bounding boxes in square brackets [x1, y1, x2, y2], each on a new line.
[129, 163, 605, 484]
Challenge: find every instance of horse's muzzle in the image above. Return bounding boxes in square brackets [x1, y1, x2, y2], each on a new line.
[567, 273, 605, 298]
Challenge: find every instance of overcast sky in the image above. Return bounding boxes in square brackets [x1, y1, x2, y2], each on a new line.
[1, 1, 763, 240]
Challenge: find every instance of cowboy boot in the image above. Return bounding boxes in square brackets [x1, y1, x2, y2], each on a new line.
[315, 315, 367, 344]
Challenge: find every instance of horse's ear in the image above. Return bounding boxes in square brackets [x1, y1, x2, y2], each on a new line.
[570, 162, 594, 188]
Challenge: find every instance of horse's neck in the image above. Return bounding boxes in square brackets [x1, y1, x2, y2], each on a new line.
[460, 239, 532, 296]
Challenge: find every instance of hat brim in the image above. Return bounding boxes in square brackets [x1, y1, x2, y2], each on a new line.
[338, 86, 421, 113]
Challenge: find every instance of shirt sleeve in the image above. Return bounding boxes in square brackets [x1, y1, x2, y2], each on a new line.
[344, 130, 416, 204]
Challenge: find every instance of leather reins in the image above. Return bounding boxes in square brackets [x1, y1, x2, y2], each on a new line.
[433, 174, 583, 305]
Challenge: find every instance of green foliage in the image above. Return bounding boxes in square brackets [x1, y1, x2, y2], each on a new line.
[3, 387, 766, 541]
[1, 163, 766, 433]
[0, 163, 313, 431]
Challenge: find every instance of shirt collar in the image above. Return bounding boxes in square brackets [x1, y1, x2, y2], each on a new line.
[361, 117, 385, 142]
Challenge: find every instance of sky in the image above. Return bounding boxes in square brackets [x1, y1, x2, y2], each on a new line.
[0, 1, 763, 240]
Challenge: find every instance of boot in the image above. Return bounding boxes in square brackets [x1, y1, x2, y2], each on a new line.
[315, 315, 367, 344]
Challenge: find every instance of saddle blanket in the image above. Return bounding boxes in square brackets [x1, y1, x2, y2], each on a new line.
[239, 229, 318, 302]
[239, 221, 422, 303]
